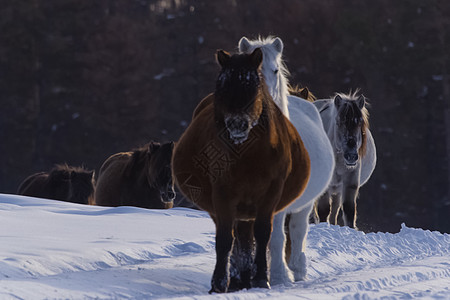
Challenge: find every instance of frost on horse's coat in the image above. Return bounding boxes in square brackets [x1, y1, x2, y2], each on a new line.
[238, 36, 335, 284]
[172, 48, 310, 293]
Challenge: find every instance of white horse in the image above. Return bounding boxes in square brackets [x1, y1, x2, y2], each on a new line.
[238, 36, 335, 284]
[312, 92, 376, 229]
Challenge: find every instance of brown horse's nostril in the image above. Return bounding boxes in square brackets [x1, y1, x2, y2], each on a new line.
[168, 190, 176, 201]
[226, 118, 249, 132]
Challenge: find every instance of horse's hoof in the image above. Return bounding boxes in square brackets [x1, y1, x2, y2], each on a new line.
[209, 278, 228, 294]
[270, 268, 294, 286]
[209, 286, 227, 294]
[252, 279, 271, 289]
[227, 277, 240, 292]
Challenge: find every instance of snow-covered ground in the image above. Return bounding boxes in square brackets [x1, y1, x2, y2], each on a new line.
[0, 193, 449, 299]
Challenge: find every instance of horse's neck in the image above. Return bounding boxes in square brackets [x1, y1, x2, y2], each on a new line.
[320, 101, 339, 145]
[272, 75, 289, 119]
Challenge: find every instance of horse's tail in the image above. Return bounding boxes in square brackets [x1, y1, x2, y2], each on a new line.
[288, 85, 317, 102]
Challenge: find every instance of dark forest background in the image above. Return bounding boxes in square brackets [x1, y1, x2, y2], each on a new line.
[1, 0, 449, 233]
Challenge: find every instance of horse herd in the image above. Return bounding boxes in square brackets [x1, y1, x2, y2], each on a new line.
[16, 36, 376, 293]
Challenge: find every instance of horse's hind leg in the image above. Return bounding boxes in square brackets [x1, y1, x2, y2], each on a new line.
[342, 184, 359, 229]
[210, 214, 234, 293]
[269, 211, 294, 285]
[229, 220, 254, 291]
[330, 193, 341, 225]
[288, 202, 313, 281]
[316, 191, 331, 223]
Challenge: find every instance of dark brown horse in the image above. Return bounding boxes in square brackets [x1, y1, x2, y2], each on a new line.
[17, 164, 95, 204]
[94, 141, 175, 209]
[172, 48, 310, 293]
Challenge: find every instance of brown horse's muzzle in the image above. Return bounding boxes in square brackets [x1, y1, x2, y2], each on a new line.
[225, 115, 252, 144]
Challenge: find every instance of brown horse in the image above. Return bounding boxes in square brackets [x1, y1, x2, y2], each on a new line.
[94, 141, 175, 209]
[172, 48, 310, 293]
[17, 164, 95, 204]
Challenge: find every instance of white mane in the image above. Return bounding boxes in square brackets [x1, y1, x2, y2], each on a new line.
[238, 36, 290, 118]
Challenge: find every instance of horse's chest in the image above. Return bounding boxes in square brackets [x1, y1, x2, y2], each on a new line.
[329, 157, 361, 192]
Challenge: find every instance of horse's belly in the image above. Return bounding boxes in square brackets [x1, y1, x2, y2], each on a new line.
[286, 98, 335, 212]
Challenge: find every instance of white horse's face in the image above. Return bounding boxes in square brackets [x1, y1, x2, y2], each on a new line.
[334, 95, 366, 167]
[238, 37, 285, 106]
[261, 52, 281, 99]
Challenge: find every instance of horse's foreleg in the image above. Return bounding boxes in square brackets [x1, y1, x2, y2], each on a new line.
[288, 202, 313, 281]
[269, 211, 294, 285]
[210, 215, 234, 293]
[330, 193, 341, 225]
[252, 213, 273, 289]
[342, 184, 359, 229]
[229, 220, 254, 291]
[316, 191, 331, 223]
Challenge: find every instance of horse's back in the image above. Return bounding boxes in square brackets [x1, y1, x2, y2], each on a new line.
[98, 152, 131, 176]
[17, 172, 47, 197]
[360, 129, 376, 186]
[285, 96, 335, 212]
[95, 152, 132, 206]
[192, 93, 214, 120]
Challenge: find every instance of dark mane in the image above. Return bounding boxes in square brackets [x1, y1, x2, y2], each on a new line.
[51, 163, 91, 176]
[288, 85, 317, 102]
[124, 145, 150, 178]
[335, 92, 370, 157]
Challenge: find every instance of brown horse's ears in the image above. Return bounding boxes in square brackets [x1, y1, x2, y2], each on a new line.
[356, 94, 365, 109]
[216, 50, 231, 67]
[148, 141, 161, 154]
[250, 47, 263, 68]
[272, 37, 283, 53]
[334, 95, 343, 107]
[299, 87, 310, 100]
[89, 170, 95, 179]
[238, 36, 252, 53]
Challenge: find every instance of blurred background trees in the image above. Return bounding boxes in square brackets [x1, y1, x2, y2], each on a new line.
[1, 0, 449, 233]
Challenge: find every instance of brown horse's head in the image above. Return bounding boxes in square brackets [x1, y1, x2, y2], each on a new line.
[49, 164, 95, 204]
[69, 168, 96, 205]
[146, 141, 176, 203]
[214, 48, 264, 144]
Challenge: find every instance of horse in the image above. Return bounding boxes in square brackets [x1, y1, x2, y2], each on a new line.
[172, 48, 310, 293]
[312, 92, 376, 229]
[94, 141, 176, 209]
[17, 164, 95, 204]
[238, 36, 335, 284]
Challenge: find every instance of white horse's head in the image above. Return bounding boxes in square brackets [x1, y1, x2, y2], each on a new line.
[238, 36, 290, 117]
[331, 92, 369, 168]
